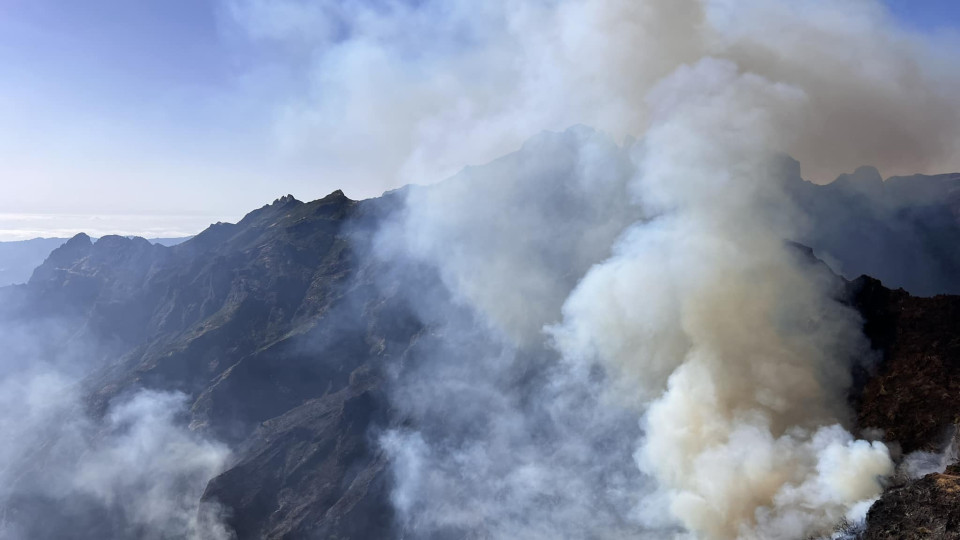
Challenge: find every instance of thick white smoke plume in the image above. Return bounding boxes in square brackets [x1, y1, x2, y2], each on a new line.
[231, 0, 960, 538]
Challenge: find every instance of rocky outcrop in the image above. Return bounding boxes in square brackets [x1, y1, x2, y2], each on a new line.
[863, 466, 960, 540]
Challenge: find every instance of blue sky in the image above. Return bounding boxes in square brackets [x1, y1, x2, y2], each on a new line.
[0, 0, 958, 240]
[0, 0, 334, 232]
[885, 0, 960, 30]
[1, 1, 277, 219]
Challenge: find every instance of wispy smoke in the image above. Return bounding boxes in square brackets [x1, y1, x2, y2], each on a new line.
[389, 127, 638, 344]
[898, 426, 960, 480]
[70, 391, 233, 539]
[373, 128, 655, 538]
[0, 319, 231, 540]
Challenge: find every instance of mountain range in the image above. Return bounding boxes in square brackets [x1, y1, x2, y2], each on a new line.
[0, 128, 958, 539]
[0, 236, 190, 288]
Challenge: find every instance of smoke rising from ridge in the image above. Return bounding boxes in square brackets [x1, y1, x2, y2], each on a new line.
[325, 0, 960, 538]
[552, 58, 893, 538]
[372, 129, 654, 538]
[0, 319, 231, 540]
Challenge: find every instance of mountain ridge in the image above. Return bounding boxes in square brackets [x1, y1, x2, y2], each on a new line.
[2, 130, 960, 538]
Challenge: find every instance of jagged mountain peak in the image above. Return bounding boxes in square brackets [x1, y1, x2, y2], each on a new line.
[273, 194, 300, 205]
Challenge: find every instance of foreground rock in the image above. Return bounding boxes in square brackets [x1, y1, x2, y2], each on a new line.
[863, 466, 960, 540]
[850, 278, 960, 538]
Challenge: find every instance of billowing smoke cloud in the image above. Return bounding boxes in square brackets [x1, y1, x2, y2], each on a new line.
[226, 0, 960, 538]
[0, 319, 231, 540]
[552, 58, 893, 538]
[228, 0, 960, 194]
[373, 128, 656, 538]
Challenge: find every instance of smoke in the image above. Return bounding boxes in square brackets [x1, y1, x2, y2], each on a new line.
[372, 128, 656, 538]
[69, 391, 233, 539]
[389, 126, 638, 344]
[898, 425, 960, 480]
[318, 0, 960, 538]
[551, 58, 895, 539]
[221, 0, 960, 537]
[0, 318, 231, 540]
[228, 0, 960, 195]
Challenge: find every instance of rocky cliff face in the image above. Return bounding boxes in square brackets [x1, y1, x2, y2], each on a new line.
[863, 466, 960, 540]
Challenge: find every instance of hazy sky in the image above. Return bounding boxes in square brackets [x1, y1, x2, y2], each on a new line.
[1, 0, 959, 240]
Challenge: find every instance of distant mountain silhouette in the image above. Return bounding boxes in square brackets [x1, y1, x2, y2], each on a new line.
[784, 158, 960, 296]
[0, 236, 190, 287]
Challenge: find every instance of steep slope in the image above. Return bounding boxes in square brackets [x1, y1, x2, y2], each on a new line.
[201, 366, 391, 539]
[851, 277, 960, 455]
[0, 191, 416, 538]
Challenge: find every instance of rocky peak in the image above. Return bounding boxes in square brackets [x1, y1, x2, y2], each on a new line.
[237, 194, 305, 229]
[64, 231, 93, 247]
[322, 189, 348, 202]
[832, 165, 884, 198]
[29, 232, 93, 284]
[272, 194, 301, 206]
